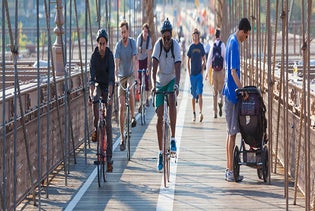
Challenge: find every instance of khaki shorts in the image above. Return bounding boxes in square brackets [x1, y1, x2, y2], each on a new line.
[118, 74, 135, 97]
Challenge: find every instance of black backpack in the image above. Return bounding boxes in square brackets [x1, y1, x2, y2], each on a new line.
[212, 41, 224, 71]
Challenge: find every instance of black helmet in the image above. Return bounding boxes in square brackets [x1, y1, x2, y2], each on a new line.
[96, 28, 108, 42]
[160, 18, 173, 34]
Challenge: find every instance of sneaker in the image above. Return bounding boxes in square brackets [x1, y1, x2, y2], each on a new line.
[170, 138, 177, 153]
[226, 170, 244, 182]
[120, 140, 126, 151]
[157, 153, 163, 172]
[224, 169, 229, 180]
[107, 162, 113, 172]
[91, 130, 97, 142]
[192, 112, 196, 122]
[131, 117, 137, 128]
[218, 103, 223, 117]
[199, 113, 203, 122]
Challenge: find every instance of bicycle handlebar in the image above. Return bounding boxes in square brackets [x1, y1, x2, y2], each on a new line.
[155, 90, 175, 95]
[118, 80, 137, 91]
[137, 69, 147, 73]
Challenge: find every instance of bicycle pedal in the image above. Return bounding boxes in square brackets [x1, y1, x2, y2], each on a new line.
[94, 160, 105, 165]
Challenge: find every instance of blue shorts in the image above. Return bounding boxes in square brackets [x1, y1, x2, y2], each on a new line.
[224, 97, 240, 136]
[190, 73, 203, 99]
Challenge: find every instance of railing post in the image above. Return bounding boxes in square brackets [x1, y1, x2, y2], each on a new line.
[52, 0, 64, 76]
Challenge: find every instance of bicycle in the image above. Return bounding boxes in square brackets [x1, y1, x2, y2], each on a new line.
[138, 69, 147, 125]
[119, 80, 137, 161]
[155, 90, 176, 188]
[93, 95, 107, 187]
[112, 81, 120, 125]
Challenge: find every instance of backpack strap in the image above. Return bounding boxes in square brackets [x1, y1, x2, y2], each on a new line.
[158, 38, 175, 59]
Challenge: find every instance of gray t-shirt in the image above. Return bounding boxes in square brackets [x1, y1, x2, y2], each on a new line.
[136, 33, 152, 61]
[114, 37, 137, 78]
[152, 38, 181, 87]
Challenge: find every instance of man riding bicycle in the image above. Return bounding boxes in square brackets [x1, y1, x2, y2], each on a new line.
[136, 23, 152, 107]
[114, 20, 138, 151]
[89, 28, 115, 172]
[151, 18, 181, 172]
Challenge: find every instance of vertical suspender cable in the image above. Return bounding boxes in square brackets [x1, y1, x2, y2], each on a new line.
[3, 0, 37, 207]
[280, 0, 287, 200]
[84, 0, 90, 162]
[43, 0, 52, 199]
[74, 0, 88, 164]
[117, 0, 119, 42]
[69, 0, 77, 167]
[266, 0, 272, 185]
[87, 1, 93, 51]
[293, 0, 304, 205]
[274, 0, 281, 174]
[306, 1, 312, 210]
[301, 0, 307, 208]
[284, 0, 289, 208]
[13, 0, 18, 208]
[1, 0, 6, 209]
[63, 0, 70, 182]
[36, 0, 42, 207]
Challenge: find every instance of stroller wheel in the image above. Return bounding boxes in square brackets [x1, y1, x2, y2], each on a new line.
[262, 146, 269, 182]
[233, 145, 240, 182]
[257, 168, 263, 179]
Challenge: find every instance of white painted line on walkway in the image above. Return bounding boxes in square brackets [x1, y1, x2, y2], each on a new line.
[156, 72, 189, 211]
[65, 123, 127, 211]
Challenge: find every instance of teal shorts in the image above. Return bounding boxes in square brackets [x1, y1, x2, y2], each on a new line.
[155, 79, 175, 109]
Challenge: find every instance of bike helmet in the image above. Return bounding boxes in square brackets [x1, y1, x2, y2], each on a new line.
[96, 28, 108, 42]
[160, 18, 173, 34]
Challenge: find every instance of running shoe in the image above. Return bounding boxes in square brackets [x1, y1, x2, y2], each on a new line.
[131, 117, 137, 127]
[192, 112, 196, 122]
[226, 170, 244, 182]
[107, 162, 113, 172]
[91, 130, 97, 142]
[218, 103, 223, 117]
[120, 140, 126, 151]
[199, 113, 203, 122]
[157, 153, 163, 172]
[170, 138, 177, 153]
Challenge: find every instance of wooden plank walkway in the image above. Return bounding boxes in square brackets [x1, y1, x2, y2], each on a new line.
[17, 70, 305, 210]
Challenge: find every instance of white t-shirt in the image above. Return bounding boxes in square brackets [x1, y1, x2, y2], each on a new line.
[152, 38, 181, 87]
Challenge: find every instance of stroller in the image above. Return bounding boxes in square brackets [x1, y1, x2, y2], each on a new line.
[233, 86, 269, 182]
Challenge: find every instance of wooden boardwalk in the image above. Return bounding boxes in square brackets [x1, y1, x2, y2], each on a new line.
[18, 71, 305, 211]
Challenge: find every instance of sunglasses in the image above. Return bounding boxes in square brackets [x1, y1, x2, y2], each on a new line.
[163, 35, 171, 42]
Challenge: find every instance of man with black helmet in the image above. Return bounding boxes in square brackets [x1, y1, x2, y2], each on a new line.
[151, 18, 181, 172]
[89, 28, 115, 172]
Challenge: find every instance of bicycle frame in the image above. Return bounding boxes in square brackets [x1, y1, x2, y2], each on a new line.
[119, 80, 137, 161]
[138, 69, 146, 125]
[95, 96, 107, 187]
[155, 90, 174, 188]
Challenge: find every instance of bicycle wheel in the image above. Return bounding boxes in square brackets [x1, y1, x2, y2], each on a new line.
[163, 123, 170, 188]
[96, 126, 103, 187]
[113, 84, 119, 125]
[102, 129, 107, 182]
[140, 85, 146, 125]
[125, 106, 131, 161]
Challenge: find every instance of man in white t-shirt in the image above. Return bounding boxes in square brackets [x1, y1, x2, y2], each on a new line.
[151, 18, 181, 172]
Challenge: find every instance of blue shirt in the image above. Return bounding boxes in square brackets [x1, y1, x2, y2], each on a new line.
[187, 42, 205, 76]
[223, 33, 240, 104]
[114, 37, 137, 78]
